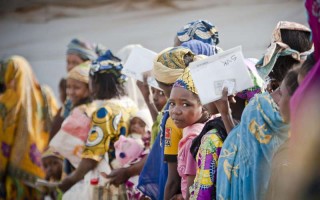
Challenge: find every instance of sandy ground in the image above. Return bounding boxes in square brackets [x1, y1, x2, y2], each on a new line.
[0, 0, 308, 101]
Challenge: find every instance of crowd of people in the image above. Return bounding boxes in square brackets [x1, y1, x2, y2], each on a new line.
[1, 0, 319, 199]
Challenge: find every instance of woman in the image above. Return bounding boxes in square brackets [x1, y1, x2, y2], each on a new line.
[216, 21, 312, 200]
[189, 59, 263, 199]
[0, 56, 58, 199]
[57, 57, 130, 193]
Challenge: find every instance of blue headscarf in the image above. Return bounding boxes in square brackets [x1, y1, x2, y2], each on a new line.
[138, 104, 170, 200]
[181, 39, 215, 56]
[177, 20, 219, 46]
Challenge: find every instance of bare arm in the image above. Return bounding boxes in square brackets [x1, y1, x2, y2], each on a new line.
[185, 175, 196, 200]
[165, 162, 181, 200]
[214, 88, 235, 133]
[137, 80, 158, 121]
[58, 158, 98, 192]
[103, 155, 148, 186]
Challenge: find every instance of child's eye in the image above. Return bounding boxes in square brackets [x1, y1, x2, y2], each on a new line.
[183, 103, 189, 107]
[169, 102, 175, 107]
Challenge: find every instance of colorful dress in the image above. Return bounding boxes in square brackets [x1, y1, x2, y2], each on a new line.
[190, 129, 225, 200]
[216, 93, 289, 200]
[82, 99, 130, 164]
[0, 56, 58, 200]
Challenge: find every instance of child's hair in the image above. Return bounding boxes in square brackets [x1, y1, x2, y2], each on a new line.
[284, 69, 299, 96]
[269, 29, 312, 82]
[90, 72, 126, 100]
[299, 53, 316, 78]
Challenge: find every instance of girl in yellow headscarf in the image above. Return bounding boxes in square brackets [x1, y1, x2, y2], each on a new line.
[0, 56, 58, 199]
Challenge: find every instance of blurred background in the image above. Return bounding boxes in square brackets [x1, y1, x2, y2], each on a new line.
[0, 0, 307, 98]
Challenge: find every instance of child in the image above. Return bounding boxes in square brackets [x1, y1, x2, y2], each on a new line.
[41, 147, 64, 200]
[128, 109, 153, 149]
[168, 68, 212, 199]
[114, 136, 149, 200]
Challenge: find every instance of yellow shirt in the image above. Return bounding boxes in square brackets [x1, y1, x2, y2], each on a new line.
[164, 117, 183, 162]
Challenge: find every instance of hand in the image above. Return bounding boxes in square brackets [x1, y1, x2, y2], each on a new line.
[214, 87, 231, 115]
[101, 168, 129, 187]
[137, 80, 150, 101]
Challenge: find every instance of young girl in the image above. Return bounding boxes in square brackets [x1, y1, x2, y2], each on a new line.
[168, 68, 212, 199]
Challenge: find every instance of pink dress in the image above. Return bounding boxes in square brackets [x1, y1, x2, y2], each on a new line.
[177, 123, 205, 199]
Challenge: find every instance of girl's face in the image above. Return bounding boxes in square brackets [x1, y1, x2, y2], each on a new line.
[66, 78, 90, 105]
[42, 156, 63, 181]
[156, 81, 173, 98]
[168, 87, 203, 129]
[278, 81, 291, 123]
[129, 117, 146, 135]
[66, 54, 84, 72]
[151, 88, 167, 111]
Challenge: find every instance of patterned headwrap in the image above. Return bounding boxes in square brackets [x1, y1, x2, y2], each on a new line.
[41, 147, 63, 160]
[153, 46, 194, 84]
[177, 20, 219, 46]
[256, 21, 311, 79]
[90, 56, 127, 84]
[181, 39, 215, 56]
[173, 68, 198, 94]
[67, 61, 90, 83]
[67, 38, 106, 61]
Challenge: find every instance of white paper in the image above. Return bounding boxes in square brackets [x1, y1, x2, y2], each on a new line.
[189, 46, 254, 105]
[122, 46, 162, 90]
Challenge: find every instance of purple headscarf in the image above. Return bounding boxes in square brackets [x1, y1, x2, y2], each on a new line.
[181, 39, 215, 56]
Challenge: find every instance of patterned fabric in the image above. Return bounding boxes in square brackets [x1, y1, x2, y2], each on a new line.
[153, 47, 194, 84]
[90, 58, 127, 84]
[173, 68, 198, 94]
[177, 20, 219, 45]
[256, 21, 311, 79]
[0, 56, 58, 199]
[190, 129, 224, 200]
[67, 38, 106, 61]
[67, 61, 90, 83]
[216, 93, 289, 200]
[82, 100, 130, 163]
[181, 39, 215, 56]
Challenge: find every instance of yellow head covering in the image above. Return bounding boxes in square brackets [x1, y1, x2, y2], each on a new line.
[41, 147, 64, 160]
[173, 68, 198, 94]
[153, 47, 194, 84]
[67, 61, 90, 83]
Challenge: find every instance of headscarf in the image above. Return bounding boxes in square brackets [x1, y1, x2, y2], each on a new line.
[41, 147, 63, 160]
[131, 109, 153, 131]
[256, 21, 311, 79]
[67, 38, 106, 61]
[67, 61, 90, 84]
[0, 56, 58, 182]
[181, 39, 215, 56]
[177, 20, 219, 46]
[90, 56, 127, 84]
[153, 46, 194, 84]
[173, 68, 198, 94]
